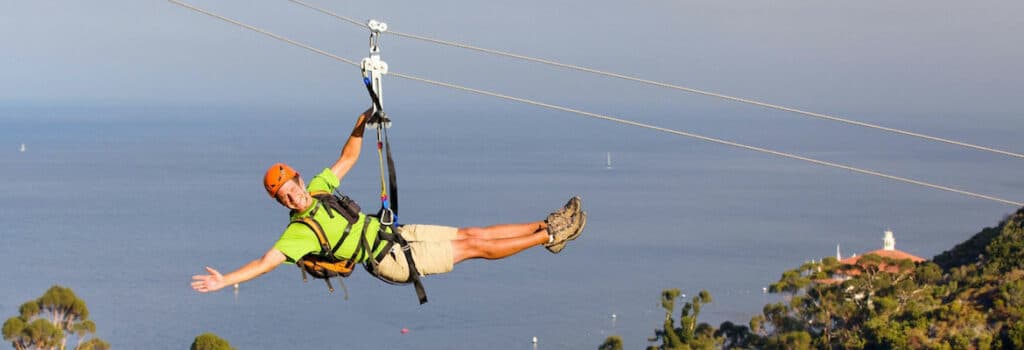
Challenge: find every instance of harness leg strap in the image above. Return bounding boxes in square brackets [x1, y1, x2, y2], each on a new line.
[370, 228, 428, 304]
[401, 241, 428, 304]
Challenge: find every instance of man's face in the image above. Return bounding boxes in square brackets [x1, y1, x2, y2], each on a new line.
[274, 178, 310, 210]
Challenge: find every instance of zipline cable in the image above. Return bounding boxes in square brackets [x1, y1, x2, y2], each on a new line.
[389, 71, 1022, 208]
[286, 0, 1024, 160]
[169, 0, 358, 66]
[166, 0, 1023, 208]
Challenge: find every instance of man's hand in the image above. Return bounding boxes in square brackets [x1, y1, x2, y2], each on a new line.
[191, 266, 225, 293]
[190, 249, 285, 294]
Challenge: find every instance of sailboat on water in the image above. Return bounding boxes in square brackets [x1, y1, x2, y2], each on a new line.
[19, 143, 26, 152]
[606, 152, 612, 170]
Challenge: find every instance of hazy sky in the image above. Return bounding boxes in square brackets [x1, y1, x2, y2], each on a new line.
[3, 0, 1023, 122]
[2, 4, 1022, 346]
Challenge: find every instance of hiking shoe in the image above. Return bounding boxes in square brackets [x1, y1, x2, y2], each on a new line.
[553, 196, 582, 218]
[545, 209, 574, 242]
[542, 197, 580, 241]
[545, 211, 586, 254]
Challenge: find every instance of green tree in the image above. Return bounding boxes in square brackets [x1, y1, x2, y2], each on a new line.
[764, 331, 811, 350]
[1002, 321, 1024, 349]
[769, 269, 810, 298]
[609, 207, 1024, 350]
[984, 211, 1024, 274]
[599, 335, 623, 350]
[715, 321, 753, 349]
[77, 338, 109, 350]
[191, 332, 236, 350]
[3, 285, 104, 350]
[648, 289, 720, 350]
[933, 225, 1000, 270]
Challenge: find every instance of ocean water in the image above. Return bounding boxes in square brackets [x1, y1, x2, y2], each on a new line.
[1, 105, 1021, 349]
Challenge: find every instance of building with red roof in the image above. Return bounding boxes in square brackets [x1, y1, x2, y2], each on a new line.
[818, 230, 926, 284]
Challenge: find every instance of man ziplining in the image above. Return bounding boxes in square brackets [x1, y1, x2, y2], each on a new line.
[190, 108, 587, 302]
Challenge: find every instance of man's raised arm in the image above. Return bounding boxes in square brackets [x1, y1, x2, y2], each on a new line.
[329, 108, 374, 181]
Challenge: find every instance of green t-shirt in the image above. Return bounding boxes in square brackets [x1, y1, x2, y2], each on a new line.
[273, 168, 387, 264]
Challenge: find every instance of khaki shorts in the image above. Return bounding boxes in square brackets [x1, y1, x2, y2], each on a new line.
[372, 224, 458, 283]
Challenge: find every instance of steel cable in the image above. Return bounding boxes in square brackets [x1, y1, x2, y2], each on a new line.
[286, 0, 1024, 160]
[167, 0, 1023, 207]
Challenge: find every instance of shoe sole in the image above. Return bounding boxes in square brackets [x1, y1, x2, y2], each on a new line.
[554, 196, 582, 217]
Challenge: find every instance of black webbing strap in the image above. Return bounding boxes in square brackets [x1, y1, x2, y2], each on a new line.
[330, 224, 353, 257]
[363, 75, 426, 305]
[369, 224, 392, 261]
[360, 232, 373, 266]
[317, 200, 334, 219]
[372, 239, 395, 262]
[363, 79, 390, 129]
[371, 228, 426, 304]
[364, 80, 384, 112]
[381, 105, 425, 303]
[352, 221, 373, 262]
[383, 134, 426, 304]
[384, 127, 398, 215]
[295, 199, 354, 258]
[400, 238, 427, 304]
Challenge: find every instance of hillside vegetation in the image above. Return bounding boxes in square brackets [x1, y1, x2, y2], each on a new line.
[603, 207, 1024, 350]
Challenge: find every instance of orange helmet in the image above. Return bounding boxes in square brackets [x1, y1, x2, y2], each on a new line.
[263, 163, 299, 197]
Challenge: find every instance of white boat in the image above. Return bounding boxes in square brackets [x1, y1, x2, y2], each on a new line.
[19, 143, 26, 152]
[605, 152, 612, 169]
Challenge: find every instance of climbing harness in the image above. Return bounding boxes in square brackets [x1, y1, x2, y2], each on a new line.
[358, 21, 429, 304]
[293, 191, 363, 300]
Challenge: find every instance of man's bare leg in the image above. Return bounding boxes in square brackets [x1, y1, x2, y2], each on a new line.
[456, 221, 547, 240]
[452, 230, 549, 263]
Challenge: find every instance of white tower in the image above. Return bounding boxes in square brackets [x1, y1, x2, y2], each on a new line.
[883, 229, 895, 251]
[836, 244, 842, 260]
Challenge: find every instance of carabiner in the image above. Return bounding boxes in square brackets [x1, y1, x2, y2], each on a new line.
[378, 207, 395, 226]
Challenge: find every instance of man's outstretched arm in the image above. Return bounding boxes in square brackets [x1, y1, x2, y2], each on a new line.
[191, 248, 286, 293]
[329, 108, 373, 182]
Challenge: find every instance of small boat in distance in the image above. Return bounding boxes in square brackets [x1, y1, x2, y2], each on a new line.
[20, 143, 26, 152]
[606, 152, 612, 170]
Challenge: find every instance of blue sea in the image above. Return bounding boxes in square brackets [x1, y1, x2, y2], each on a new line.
[2, 104, 1021, 349]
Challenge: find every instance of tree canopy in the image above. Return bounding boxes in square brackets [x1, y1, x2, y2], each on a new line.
[3, 285, 108, 350]
[191, 333, 236, 350]
[602, 207, 1024, 349]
